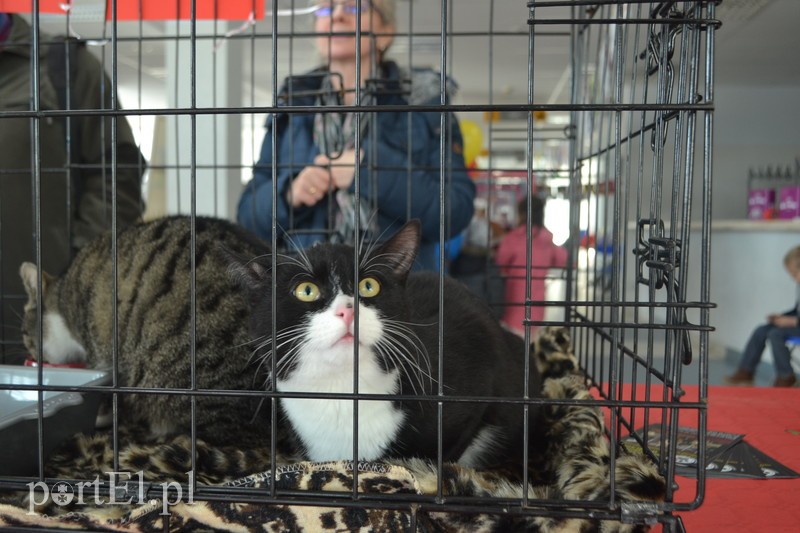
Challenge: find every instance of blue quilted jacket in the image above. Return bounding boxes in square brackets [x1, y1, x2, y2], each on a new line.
[237, 61, 475, 271]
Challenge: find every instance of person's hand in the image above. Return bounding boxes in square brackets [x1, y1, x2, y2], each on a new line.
[287, 165, 332, 208]
[769, 314, 799, 328]
[314, 149, 363, 190]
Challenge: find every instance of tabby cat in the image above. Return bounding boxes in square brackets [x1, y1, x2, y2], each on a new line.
[19, 216, 271, 446]
[228, 220, 543, 468]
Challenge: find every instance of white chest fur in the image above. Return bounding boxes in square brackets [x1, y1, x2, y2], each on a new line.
[42, 312, 87, 364]
[277, 344, 405, 462]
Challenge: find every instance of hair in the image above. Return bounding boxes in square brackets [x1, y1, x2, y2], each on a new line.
[784, 245, 800, 272]
[371, 0, 396, 58]
[371, 0, 396, 27]
[310, 0, 397, 61]
[309, 0, 396, 26]
[517, 196, 545, 228]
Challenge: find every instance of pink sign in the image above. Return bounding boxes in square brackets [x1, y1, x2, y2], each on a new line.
[747, 188, 775, 220]
[778, 186, 800, 220]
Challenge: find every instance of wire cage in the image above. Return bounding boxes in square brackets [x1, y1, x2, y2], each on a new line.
[0, 1, 718, 531]
[561, 0, 717, 526]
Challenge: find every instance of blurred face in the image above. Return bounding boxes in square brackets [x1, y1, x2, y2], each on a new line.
[314, 1, 394, 63]
[788, 264, 800, 284]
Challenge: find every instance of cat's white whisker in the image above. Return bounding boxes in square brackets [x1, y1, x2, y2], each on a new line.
[250, 325, 309, 380]
[383, 342, 431, 403]
[239, 330, 275, 354]
[387, 318, 437, 328]
[381, 344, 430, 396]
[247, 253, 276, 271]
[360, 250, 393, 266]
[358, 222, 394, 269]
[247, 326, 303, 363]
[254, 328, 308, 362]
[378, 345, 425, 398]
[267, 337, 311, 387]
[375, 329, 432, 395]
[274, 327, 312, 364]
[276, 252, 311, 273]
[275, 338, 307, 371]
[381, 322, 433, 376]
[252, 345, 278, 382]
[359, 242, 379, 268]
[294, 247, 314, 274]
[361, 251, 398, 272]
[361, 261, 397, 273]
[279, 231, 314, 273]
[371, 343, 403, 381]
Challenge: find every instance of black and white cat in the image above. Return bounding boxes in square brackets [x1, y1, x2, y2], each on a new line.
[229, 220, 542, 468]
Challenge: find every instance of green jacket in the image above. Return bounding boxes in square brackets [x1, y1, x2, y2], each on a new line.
[0, 15, 145, 361]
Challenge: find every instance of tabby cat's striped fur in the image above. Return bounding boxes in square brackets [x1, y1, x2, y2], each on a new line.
[19, 216, 271, 446]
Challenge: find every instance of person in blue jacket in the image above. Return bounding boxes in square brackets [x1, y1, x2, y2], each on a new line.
[237, 0, 475, 271]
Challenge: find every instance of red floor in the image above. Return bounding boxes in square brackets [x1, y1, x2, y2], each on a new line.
[606, 384, 800, 532]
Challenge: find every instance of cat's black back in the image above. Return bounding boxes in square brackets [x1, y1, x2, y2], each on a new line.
[398, 272, 541, 465]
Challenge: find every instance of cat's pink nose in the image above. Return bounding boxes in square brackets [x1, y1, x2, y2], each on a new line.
[335, 304, 355, 328]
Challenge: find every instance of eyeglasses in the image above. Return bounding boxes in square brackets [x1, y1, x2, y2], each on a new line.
[313, 1, 378, 18]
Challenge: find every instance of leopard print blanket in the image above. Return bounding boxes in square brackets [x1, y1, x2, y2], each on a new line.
[0, 328, 666, 532]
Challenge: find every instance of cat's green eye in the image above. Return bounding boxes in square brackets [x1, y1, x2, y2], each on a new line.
[358, 277, 381, 298]
[294, 281, 321, 302]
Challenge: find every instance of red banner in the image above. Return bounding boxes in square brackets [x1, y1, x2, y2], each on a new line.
[106, 0, 265, 21]
[0, 0, 67, 13]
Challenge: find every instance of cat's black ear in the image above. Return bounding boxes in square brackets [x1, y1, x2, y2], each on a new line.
[373, 220, 421, 277]
[222, 246, 271, 290]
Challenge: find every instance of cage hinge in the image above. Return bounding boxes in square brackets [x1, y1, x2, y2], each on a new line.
[634, 218, 682, 290]
[621, 502, 661, 525]
[633, 218, 694, 364]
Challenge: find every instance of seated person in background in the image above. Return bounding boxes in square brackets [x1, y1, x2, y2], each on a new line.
[236, 0, 475, 271]
[495, 196, 568, 337]
[0, 14, 145, 364]
[725, 245, 800, 388]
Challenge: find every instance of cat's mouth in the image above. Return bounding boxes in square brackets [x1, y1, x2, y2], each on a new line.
[336, 332, 355, 345]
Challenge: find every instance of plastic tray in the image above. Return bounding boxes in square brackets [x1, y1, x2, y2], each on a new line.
[0, 365, 110, 477]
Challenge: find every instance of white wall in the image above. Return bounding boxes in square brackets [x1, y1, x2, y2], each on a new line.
[164, 22, 245, 221]
[610, 82, 800, 365]
[702, 85, 800, 361]
[712, 85, 800, 220]
[705, 225, 799, 361]
[597, 82, 800, 362]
